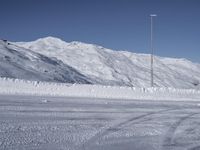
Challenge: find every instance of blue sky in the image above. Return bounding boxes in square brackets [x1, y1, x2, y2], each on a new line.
[0, 0, 200, 63]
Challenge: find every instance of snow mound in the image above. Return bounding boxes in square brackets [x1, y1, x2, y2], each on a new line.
[0, 78, 199, 101]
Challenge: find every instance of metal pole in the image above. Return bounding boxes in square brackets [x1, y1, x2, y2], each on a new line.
[150, 14, 157, 87]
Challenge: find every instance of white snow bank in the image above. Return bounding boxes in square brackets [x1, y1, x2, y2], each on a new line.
[0, 78, 200, 101]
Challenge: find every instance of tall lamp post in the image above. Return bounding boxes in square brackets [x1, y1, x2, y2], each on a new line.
[150, 14, 157, 87]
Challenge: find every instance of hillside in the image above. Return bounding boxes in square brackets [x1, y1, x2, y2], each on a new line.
[0, 40, 91, 84]
[14, 37, 200, 89]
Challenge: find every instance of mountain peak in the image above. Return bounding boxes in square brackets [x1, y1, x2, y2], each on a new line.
[15, 36, 69, 49]
[15, 37, 104, 51]
[36, 36, 66, 44]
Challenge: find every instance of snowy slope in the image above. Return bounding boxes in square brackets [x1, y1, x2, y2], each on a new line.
[0, 40, 91, 84]
[15, 37, 200, 89]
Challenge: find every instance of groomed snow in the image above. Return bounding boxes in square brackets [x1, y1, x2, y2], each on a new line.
[0, 78, 199, 101]
[1, 93, 200, 150]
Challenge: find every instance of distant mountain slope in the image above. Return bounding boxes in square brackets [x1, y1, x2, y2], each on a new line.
[15, 37, 200, 89]
[0, 40, 91, 84]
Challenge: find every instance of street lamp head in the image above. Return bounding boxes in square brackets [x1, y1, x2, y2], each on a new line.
[150, 14, 157, 17]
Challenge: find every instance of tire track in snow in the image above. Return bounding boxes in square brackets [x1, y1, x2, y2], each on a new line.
[188, 145, 200, 150]
[162, 112, 200, 150]
[84, 107, 179, 150]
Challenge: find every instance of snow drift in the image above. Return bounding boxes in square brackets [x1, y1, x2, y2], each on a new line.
[0, 78, 199, 101]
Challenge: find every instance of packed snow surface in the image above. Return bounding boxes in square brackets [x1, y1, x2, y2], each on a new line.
[1, 95, 200, 150]
[0, 37, 200, 89]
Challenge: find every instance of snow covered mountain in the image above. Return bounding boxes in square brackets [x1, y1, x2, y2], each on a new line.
[1, 36, 199, 89]
[0, 40, 91, 84]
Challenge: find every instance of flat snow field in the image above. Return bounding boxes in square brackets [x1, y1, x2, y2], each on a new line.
[1, 95, 200, 150]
